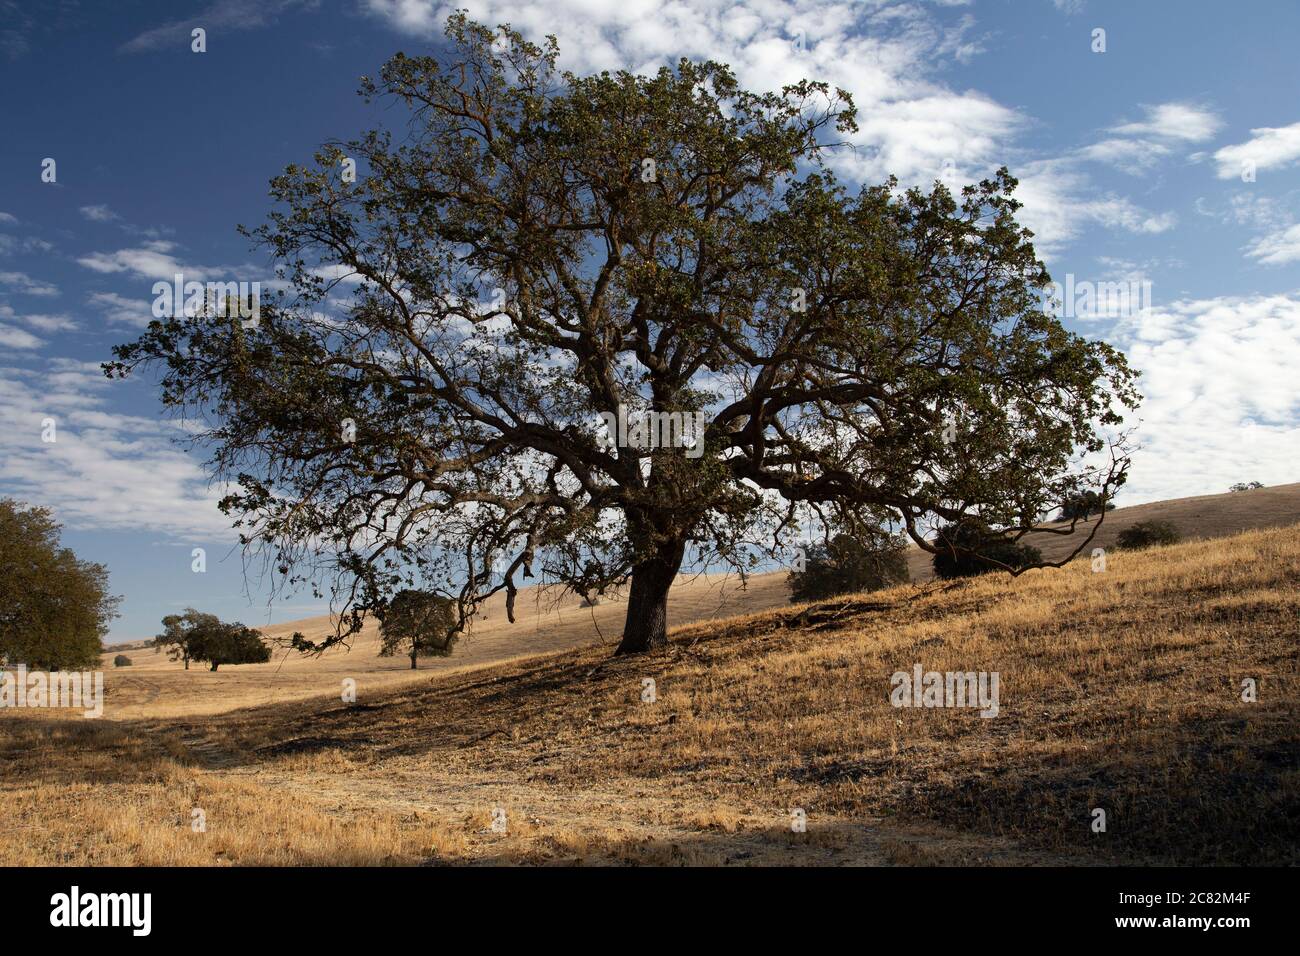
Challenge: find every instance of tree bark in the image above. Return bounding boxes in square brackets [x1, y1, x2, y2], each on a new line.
[616, 538, 686, 654]
[209, 662, 219, 671]
[410, 649, 418, 670]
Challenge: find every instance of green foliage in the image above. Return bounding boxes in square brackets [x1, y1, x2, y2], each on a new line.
[113, 654, 133, 667]
[378, 589, 459, 666]
[1116, 520, 1181, 550]
[932, 522, 1043, 579]
[788, 532, 909, 602]
[154, 609, 269, 671]
[0, 499, 118, 670]
[1058, 490, 1116, 521]
[106, 15, 1140, 654]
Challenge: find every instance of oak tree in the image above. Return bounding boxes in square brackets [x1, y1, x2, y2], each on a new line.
[108, 16, 1138, 655]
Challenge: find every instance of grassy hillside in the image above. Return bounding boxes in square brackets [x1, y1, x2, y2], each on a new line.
[5, 522, 1296, 865]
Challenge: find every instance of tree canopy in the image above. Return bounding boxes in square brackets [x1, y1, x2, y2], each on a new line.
[0, 498, 118, 670]
[107, 15, 1139, 655]
[378, 588, 459, 668]
[154, 609, 270, 671]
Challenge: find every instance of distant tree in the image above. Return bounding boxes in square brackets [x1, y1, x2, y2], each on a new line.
[932, 521, 1043, 579]
[190, 622, 270, 672]
[1116, 520, 1181, 550]
[0, 499, 119, 670]
[378, 589, 459, 669]
[1229, 481, 1264, 492]
[1058, 490, 1116, 521]
[107, 16, 1139, 656]
[789, 531, 909, 602]
[154, 610, 270, 671]
[113, 654, 133, 667]
[154, 609, 219, 670]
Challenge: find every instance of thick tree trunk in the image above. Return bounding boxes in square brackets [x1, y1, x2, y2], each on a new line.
[410, 649, 418, 670]
[616, 539, 686, 655]
[209, 662, 219, 672]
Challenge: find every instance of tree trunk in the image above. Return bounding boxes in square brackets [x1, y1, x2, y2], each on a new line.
[410, 649, 418, 670]
[616, 539, 686, 655]
[209, 662, 218, 671]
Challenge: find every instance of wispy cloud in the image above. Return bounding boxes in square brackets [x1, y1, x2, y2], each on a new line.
[1112, 293, 1300, 502]
[0, 359, 237, 538]
[1245, 223, 1300, 266]
[79, 204, 121, 223]
[119, 0, 320, 54]
[1213, 121, 1300, 179]
[0, 270, 59, 297]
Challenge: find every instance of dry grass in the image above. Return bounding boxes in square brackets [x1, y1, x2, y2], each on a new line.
[3, 523, 1297, 866]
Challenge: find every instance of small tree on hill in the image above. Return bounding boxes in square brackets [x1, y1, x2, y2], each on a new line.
[190, 622, 271, 672]
[154, 609, 219, 670]
[1116, 520, 1181, 550]
[0, 499, 119, 670]
[155, 610, 270, 671]
[113, 654, 133, 667]
[378, 589, 459, 669]
[932, 521, 1043, 579]
[789, 532, 909, 602]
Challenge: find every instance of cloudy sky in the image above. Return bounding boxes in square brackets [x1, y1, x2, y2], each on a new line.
[1, 0, 1298, 639]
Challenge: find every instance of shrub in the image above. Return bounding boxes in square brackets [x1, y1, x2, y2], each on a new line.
[113, 654, 132, 667]
[932, 522, 1043, 579]
[1116, 520, 1181, 550]
[789, 532, 909, 602]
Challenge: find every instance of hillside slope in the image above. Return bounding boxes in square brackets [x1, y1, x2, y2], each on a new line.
[100, 483, 1299, 718]
[13, 521, 1296, 865]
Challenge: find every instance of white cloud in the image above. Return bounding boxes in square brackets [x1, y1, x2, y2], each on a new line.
[1111, 293, 1300, 503]
[363, 0, 1023, 188]
[0, 360, 237, 538]
[0, 304, 77, 332]
[89, 291, 154, 327]
[1078, 102, 1220, 176]
[1014, 160, 1176, 257]
[0, 211, 17, 224]
[1213, 121, 1300, 179]
[1111, 102, 1222, 143]
[0, 325, 43, 349]
[79, 204, 120, 223]
[1245, 223, 1300, 266]
[0, 270, 59, 296]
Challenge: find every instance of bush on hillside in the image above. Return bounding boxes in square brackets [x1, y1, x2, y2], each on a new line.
[113, 654, 132, 667]
[1116, 520, 1181, 550]
[788, 532, 909, 602]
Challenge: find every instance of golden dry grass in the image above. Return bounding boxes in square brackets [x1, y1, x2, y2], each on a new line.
[3, 522, 1297, 866]
[93, 568, 792, 719]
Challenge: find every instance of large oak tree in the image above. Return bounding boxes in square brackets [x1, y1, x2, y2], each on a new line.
[108, 16, 1138, 655]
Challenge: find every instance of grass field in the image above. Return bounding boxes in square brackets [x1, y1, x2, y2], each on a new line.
[2, 510, 1296, 866]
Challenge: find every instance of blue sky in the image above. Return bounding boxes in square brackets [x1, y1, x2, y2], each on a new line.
[1, 0, 1298, 641]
